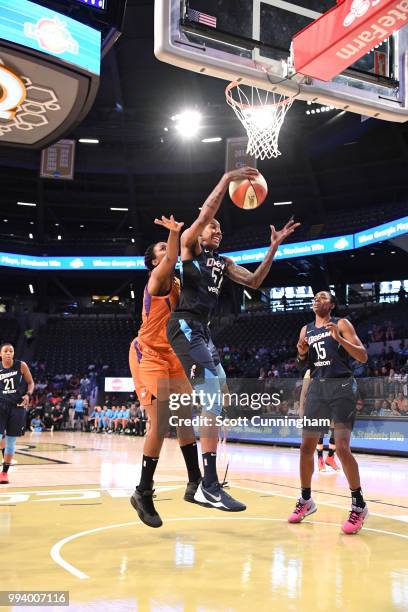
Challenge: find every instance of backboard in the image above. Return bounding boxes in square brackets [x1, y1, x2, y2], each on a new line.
[155, 0, 408, 122]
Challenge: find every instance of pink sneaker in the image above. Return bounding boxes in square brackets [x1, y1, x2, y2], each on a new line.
[288, 498, 317, 523]
[342, 505, 368, 534]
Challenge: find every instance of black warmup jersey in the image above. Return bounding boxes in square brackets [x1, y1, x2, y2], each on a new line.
[306, 318, 352, 379]
[0, 360, 24, 404]
[172, 249, 227, 321]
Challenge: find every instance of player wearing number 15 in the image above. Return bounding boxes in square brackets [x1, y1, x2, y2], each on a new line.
[0, 343, 35, 484]
[289, 291, 368, 534]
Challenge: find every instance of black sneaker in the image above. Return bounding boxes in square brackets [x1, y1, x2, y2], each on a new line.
[194, 481, 246, 512]
[184, 478, 202, 504]
[130, 487, 163, 528]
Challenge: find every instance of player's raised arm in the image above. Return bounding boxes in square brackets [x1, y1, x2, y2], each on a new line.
[326, 318, 368, 364]
[181, 167, 259, 251]
[225, 217, 300, 288]
[147, 215, 184, 294]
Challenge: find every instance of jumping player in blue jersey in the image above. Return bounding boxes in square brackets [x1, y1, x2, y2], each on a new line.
[288, 291, 368, 534]
[0, 343, 35, 484]
[167, 167, 299, 511]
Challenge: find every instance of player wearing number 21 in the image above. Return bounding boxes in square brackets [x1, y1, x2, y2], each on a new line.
[167, 167, 300, 512]
[289, 291, 368, 534]
[0, 343, 35, 484]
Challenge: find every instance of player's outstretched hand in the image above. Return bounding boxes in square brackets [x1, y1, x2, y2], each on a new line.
[154, 215, 184, 233]
[225, 166, 259, 182]
[270, 217, 301, 248]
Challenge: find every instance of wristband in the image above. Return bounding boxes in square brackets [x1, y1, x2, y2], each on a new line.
[296, 354, 308, 369]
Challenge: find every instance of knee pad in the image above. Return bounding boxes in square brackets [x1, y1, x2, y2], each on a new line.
[5, 435, 17, 456]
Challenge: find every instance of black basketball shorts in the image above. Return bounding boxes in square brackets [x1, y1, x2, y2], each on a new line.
[303, 377, 358, 433]
[0, 402, 26, 437]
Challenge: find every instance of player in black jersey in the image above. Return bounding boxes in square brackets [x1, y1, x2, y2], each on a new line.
[167, 167, 299, 511]
[0, 342, 34, 484]
[288, 291, 368, 534]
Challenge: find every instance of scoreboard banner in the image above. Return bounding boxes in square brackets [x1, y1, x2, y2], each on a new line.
[0, 0, 100, 148]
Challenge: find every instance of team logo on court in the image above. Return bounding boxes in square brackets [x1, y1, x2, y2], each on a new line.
[343, 0, 380, 27]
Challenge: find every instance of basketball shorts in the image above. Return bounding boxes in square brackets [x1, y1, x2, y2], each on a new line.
[0, 402, 26, 437]
[166, 318, 227, 416]
[129, 339, 189, 407]
[303, 377, 357, 433]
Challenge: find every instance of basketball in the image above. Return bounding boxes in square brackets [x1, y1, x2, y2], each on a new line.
[229, 172, 268, 210]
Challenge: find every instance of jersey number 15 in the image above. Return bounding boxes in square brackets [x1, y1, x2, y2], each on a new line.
[314, 342, 327, 360]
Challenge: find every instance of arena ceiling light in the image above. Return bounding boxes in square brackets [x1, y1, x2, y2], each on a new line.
[110, 207, 128, 212]
[57, 235, 62, 240]
[78, 138, 99, 144]
[202, 137, 222, 143]
[18, 201, 36, 207]
[244, 290, 252, 299]
[274, 201, 293, 206]
[172, 110, 202, 138]
[29, 233, 33, 239]
[29, 284, 34, 294]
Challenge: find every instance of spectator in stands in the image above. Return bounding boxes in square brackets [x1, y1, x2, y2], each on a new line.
[51, 404, 64, 431]
[30, 415, 43, 432]
[68, 396, 76, 429]
[73, 394, 85, 431]
[115, 405, 130, 433]
[385, 321, 395, 341]
[355, 399, 365, 416]
[371, 324, 384, 342]
[378, 400, 392, 416]
[372, 399, 382, 415]
[88, 406, 99, 431]
[113, 406, 124, 432]
[396, 392, 408, 412]
[80, 374, 91, 398]
[43, 411, 53, 431]
[95, 406, 107, 432]
[135, 406, 146, 436]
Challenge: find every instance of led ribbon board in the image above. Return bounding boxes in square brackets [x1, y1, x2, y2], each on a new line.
[354, 216, 408, 248]
[0, 0, 100, 148]
[0, 216, 406, 270]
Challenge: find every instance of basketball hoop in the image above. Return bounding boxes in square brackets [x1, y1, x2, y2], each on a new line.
[225, 81, 294, 160]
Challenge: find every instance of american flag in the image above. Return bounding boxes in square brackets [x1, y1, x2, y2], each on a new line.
[188, 8, 217, 28]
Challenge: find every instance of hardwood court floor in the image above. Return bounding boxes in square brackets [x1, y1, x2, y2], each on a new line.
[1, 432, 407, 612]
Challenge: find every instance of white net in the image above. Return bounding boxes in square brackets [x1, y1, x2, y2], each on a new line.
[226, 82, 294, 160]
